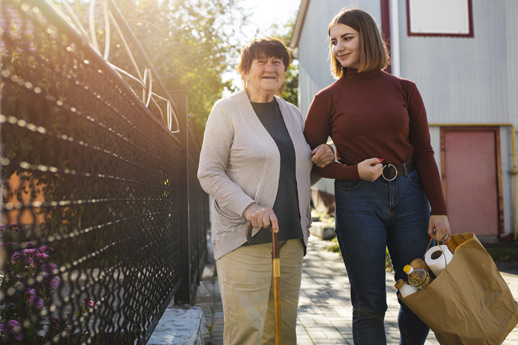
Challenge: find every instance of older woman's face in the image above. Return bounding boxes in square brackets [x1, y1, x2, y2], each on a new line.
[244, 55, 285, 102]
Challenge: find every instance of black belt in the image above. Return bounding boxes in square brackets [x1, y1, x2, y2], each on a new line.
[381, 161, 414, 181]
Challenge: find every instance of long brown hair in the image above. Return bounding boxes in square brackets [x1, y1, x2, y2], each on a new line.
[328, 8, 389, 78]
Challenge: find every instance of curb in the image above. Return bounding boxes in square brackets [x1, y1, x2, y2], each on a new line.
[148, 306, 206, 345]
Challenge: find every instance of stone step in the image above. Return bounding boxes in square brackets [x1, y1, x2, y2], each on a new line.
[148, 306, 205, 345]
[310, 221, 336, 240]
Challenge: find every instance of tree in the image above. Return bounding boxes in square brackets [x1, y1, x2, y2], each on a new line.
[65, 0, 246, 128]
[272, 20, 299, 107]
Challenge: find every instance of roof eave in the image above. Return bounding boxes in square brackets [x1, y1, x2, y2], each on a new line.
[289, 0, 310, 57]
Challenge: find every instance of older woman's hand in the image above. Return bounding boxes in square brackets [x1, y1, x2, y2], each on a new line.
[243, 203, 279, 233]
[312, 144, 335, 168]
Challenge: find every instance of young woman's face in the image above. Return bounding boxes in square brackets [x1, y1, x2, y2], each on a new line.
[330, 23, 360, 69]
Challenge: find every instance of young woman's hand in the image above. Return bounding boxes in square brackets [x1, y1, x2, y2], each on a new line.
[311, 144, 335, 168]
[358, 158, 384, 182]
[428, 215, 451, 242]
[243, 203, 279, 233]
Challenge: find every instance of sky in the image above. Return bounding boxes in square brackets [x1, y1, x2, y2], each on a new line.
[223, 0, 302, 90]
[239, 0, 301, 37]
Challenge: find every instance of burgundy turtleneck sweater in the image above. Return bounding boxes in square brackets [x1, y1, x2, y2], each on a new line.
[304, 69, 447, 215]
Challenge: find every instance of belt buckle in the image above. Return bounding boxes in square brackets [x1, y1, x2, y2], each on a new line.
[382, 164, 398, 182]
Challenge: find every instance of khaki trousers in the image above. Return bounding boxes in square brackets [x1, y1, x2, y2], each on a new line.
[216, 239, 304, 345]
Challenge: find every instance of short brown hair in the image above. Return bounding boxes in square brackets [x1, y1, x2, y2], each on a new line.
[237, 36, 291, 84]
[328, 8, 389, 78]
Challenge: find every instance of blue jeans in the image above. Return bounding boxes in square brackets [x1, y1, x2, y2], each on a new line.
[334, 169, 430, 345]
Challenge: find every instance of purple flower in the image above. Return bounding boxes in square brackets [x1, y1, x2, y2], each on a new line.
[36, 251, 49, 260]
[7, 319, 19, 327]
[10, 223, 24, 232]
[22, 248, 36, 255]
[26, 290, 43, 308]
[10, 251, 21, 264]
[50, 277, 59, 289]
[22, 248, 36, 257]
[43, 262, 58, 273]
[0, 223, 23, 232]
[39, 274, 60, 289]
[7, 319, 21, 332]
[37, 245, 52, 255]
[27, 256, 36, 268]
[29, 295, 44, 308]
[0, 321, 23, 339]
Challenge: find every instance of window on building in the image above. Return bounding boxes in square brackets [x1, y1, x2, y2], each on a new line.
[406, 0, 473, 37]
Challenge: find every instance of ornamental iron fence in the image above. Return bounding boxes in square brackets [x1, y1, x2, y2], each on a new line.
[0, 0, 209, 343]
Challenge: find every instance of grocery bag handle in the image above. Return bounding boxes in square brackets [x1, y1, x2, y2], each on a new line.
[423, 235, 449, 267]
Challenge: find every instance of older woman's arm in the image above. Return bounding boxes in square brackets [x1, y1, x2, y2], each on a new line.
[197, 102, 255, 218]
[309, 143, 335, 186]
[311, 143, 335, 168]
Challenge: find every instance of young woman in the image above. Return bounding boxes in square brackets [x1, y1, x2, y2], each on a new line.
[304, 8, 451, 345]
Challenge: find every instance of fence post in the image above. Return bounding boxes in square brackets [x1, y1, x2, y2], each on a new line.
[171, 91, 192, 305]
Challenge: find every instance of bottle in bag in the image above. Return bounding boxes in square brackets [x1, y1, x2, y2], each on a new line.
[410, 258, 436, 279]
[395, 279, 418, 298]
[403, 265, 432, 289]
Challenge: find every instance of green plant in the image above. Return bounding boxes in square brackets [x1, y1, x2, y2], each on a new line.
[385, 247, 393, 272]
[0, 223, 96, 342]
[0, 223, 60, 342]
[327, 238, 340, 253]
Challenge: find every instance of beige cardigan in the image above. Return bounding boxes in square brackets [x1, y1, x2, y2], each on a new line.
[197, 90, 313, 259]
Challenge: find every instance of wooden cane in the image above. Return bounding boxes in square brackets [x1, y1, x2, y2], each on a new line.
[246, 223, 282, 344]
[271, 229, 282, 345]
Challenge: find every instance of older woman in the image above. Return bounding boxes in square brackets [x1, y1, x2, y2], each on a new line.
[197, 36, 333, 345]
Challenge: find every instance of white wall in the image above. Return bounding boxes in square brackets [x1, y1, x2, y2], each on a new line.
[297, 0, 384, 194]
[295, 0, 517, 236]
[297, 0, 382, 117]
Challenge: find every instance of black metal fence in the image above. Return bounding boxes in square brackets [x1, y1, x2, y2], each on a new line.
[0, 0, 209, 343]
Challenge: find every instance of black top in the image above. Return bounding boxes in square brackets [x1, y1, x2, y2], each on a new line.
[244, 99, 303, 246]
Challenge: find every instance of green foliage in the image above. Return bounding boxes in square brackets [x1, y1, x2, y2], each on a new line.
[66, 0, 246, 128]
[122, 0, 247, 127]
[114, 0, 300, 124]
[327, 237, 340, 253]
[283, 59, 299, 106]
[57, 0, 300, 127]
[0, 224, 60, 342]
[271, 20, 299, 106]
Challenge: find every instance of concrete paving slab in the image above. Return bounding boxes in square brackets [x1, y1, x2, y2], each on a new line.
[148, 306, 205, 345]
[191, 235, 518, 344]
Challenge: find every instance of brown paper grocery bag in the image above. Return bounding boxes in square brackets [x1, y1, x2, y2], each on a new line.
[400, 233, 518, 345]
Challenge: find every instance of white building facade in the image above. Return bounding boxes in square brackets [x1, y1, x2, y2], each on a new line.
[291, 0, 518, 240]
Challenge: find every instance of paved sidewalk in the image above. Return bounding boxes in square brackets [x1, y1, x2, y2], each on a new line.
[195, 236, 518, 344]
